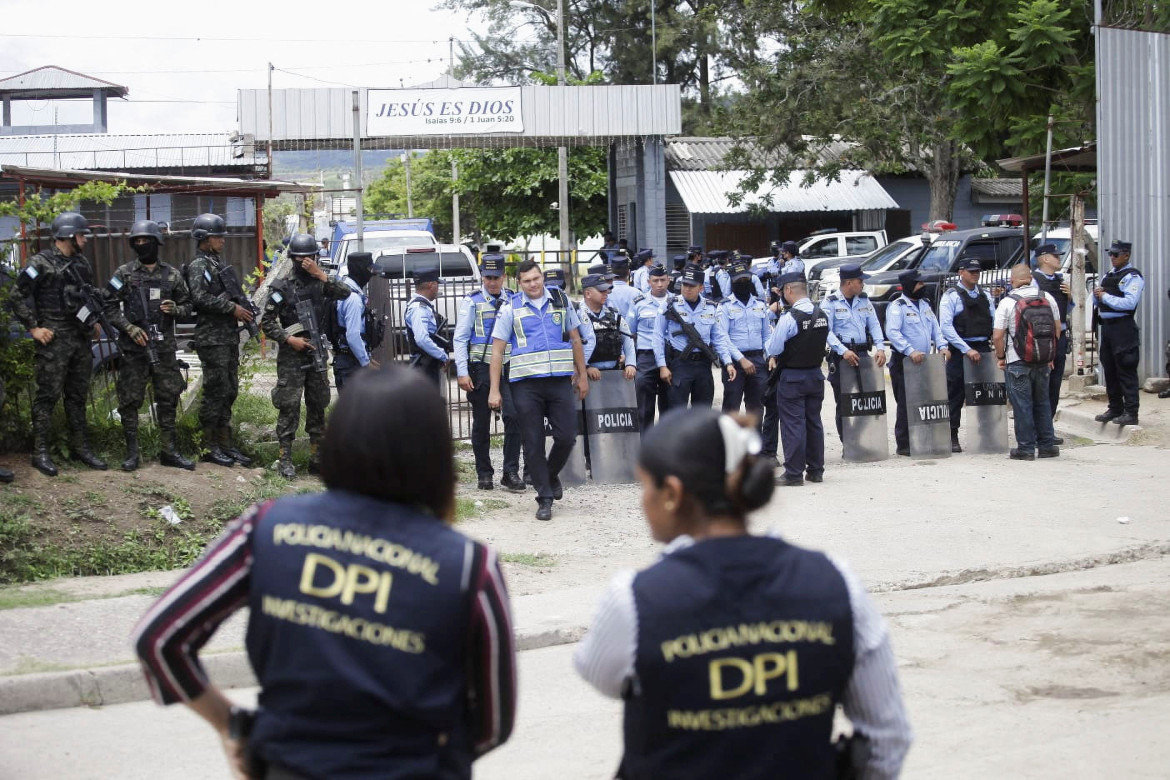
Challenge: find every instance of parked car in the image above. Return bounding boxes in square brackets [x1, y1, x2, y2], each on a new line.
[798, 229, 888, 275]
[365, 244, 482, 362]
[862, 227, 1026, 323]
[815, 235, 932, 300]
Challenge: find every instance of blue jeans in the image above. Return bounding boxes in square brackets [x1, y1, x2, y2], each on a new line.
[1006, 362, 1054, 452]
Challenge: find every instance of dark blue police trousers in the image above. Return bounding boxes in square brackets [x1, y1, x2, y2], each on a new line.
[511, 375, 577, 502]
[775, 367, 825, 480]
[667, 357, 714, 409]
[636, 350, 670, 433]
[467, 361, 522, 480]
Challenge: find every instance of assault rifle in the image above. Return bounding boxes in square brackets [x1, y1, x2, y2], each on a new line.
[136, 286, 162, 367]
[65, 263, 120, 356]
[217, 264, 260, 342]
[408, 303, 452, 371]
[663, 305, 720, 366]
[294, 299, 330, 373]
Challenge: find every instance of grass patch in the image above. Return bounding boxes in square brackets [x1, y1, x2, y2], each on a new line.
[0, 586, 74, 610]
[454, 497, 509, 522]
[499, 552, 558, 568]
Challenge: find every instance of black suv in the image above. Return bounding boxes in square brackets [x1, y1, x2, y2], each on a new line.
[862, 227, 1025, 322]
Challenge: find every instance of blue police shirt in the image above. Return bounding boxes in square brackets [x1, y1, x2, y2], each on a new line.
[631, 265, 651, 293]
[608, 280, 640, 318]
[718, 294, 772, 361]
[822, 292, 884, 356]
[885, 294, 946, 356]
[627, 291, 670, 350]
[337, 276, 371, 366]
[490, 289, 585, 343]
[765, 297, 818, 357]
[939, 283, 996, 352]
[782, 257, 806, 276]
[405, 294, 447, 362]
[652, 295, 732, 368]
[1095, 263, 1145, 319]
[453, 286, 510, 377]
[578, 300, 636, 369]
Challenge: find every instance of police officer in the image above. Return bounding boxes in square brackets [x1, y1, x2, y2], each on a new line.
[133, 368, 517, 780]
[703, 250, 731, 301]
[331, 251, 379, 392]
[1093, 240, 1145, 426]
[607, 251, 639, 317]
[939, 258, 996, 452]
[104, 220, 195, 471]
[654, 263, 735, 410]
[631, 249, 654, 293]
[823, 264, 887, 440]
[574, 408, 912, 779]
[719, 260, 772, 423]
[779, 240, 805, 276]
[668, 253, 687, 295]
[886, 269, 951, 456]
[12, 212, 107, 476]
[405, 268, 449, 387]
[260, 233, 351, 479]
[1032, 244, 1072, 437]
[488, 260, 590, 522]
[579, 273, 637, 381]
[454, 254, 525, 492]
[765, 272, 829, 486]
[187, 213, 256, 468]
[628, 266, 672, 431]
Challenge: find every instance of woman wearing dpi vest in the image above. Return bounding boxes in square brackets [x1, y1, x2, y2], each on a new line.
[133, 368, 516, 779]
[576, 408, 911, 779]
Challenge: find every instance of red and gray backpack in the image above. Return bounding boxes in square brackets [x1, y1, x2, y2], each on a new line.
[1008, 292, 1056, 365]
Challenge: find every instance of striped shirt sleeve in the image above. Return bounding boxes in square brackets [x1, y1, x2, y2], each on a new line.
[131, 502, 268, 705]
[827, 554, 914, 780]
[464, 542, 518, 756]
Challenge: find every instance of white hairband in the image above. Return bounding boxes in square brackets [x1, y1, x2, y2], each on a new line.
[718, 415, 761, 475]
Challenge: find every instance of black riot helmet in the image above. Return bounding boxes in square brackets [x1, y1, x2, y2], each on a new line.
[191, 213, 227, 241]
[129, 220, 166, 245]
[51, 212, 92, 240]
[347, 251, 374, 288]
[287, 233, 319, 257]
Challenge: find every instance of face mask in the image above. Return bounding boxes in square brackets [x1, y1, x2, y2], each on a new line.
[132, 242, 158, 263]
[732, 279, 753, 300]
[907, 286, 927, 300]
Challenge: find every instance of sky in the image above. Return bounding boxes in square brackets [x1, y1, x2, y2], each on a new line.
[0, 0, 531, 135]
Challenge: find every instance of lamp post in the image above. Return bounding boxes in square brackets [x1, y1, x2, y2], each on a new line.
[511, 0, 570, 270]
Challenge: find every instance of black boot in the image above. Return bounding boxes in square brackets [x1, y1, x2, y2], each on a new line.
[307, 437, 322, 476]
[31, 435, 57, 477]
[0, 466, 14, 483]
[220, 426, 252, 467]
[201, 427, 234, 467]
[70, 434, 108, 471]
[121, 431, 140, 472]
[159, 433, 195, 471]
[278, 442, 297, 479]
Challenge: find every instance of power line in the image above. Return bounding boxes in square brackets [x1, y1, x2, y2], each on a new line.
[0, 32, 485, 44]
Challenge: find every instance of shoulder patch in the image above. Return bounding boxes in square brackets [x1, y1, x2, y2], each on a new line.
[108, 275, 124, 292]
[22, 265, 39, 280]
[203, 269, 212, 282]
[271, 290, 283, 304]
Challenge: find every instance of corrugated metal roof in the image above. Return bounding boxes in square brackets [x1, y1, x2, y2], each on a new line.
[0, 133, 264, 170]
[970, 178, 1023, 197]
[0, 66, 127, 96]
[1097, 26, 1170, 382]
[0, 164, 318, 195]
[666, 137, 860, 172]
[669, 170, 898, 214]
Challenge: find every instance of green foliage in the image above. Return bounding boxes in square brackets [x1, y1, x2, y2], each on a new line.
[0, 180, 141, 226]
[499, 552, 557, 567]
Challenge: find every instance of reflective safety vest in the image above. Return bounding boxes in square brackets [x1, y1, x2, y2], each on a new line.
[621, 536, 855, 780]
[507, 290, 575, 381]
[466, 288, 512, 364]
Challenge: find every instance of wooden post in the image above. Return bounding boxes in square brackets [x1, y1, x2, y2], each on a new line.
[1069, 193, 1090, 379]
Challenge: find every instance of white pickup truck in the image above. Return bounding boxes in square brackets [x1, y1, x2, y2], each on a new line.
[797, 230, 888, 275]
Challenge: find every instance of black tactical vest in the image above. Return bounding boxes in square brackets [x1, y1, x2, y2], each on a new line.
[780, 307, 830, 369]
[1031, 270, 1069, 321]
[274, 274, 326, 330]
[28, 250, 90, 325]
[587, 305, 624, 364]
[621, 536, 855, 780]
[1099, 266, 1141, 314]
[948, 285, 993, 339]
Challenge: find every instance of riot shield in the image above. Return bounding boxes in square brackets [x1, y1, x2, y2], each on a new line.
[963, 357, 1008, 453]
[581, 370, 641, 483]
[839, 355, 889, 462]
[903, 353, 952, 459]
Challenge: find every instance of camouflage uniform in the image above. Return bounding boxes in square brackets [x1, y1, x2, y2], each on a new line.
[186, 250, 244, 451]
[104, 259, 192, 453]
[260, 268, 350, 474]
[11, 247, 98, 457]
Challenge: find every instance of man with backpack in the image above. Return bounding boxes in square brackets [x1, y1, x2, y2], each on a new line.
[330, 251, 381, 392]
[993, 264, 1062, 461]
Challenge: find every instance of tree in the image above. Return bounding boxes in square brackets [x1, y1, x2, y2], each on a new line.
[365, 152, 460, 241]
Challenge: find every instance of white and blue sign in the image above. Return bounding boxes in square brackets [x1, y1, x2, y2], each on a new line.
[366, 88, 524, 136]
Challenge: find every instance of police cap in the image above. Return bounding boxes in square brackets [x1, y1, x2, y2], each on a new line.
[731, 260, 753, 281]
[1033, 243, 1060, 259]
[544, 267, 566, 285]
[415, 268, 440, 285]
[781, 240, 799, 256]
[1108, 240, 1132, 255]
[898, 268, 921, 290]
[648, 265, 668, 278]
[958, 258, 983, 272]
[635, 248, 654, 262]
[839, 263, 869, 281]
[680, 264, 705, 286]
[610, 255, 631, 272]
[480, 253, 506, 277]
[776, 271, 804, 288]
[582, 273, 612, 291]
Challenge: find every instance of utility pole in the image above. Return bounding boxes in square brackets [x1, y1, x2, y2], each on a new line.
[352, 90, 364, 252]
[1070, 193, 1090, 380]
[449, 36, 461, 244]
[556, 0, 570, 274]
[404, 152, 414, 218]
[267, 63, 274, 180]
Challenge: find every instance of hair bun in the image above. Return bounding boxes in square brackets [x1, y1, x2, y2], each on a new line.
[736, 456, 775, 512]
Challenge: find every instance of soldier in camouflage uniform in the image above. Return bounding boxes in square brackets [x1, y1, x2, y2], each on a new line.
[186, 213, 254, 468]
[12, 212, 108, 476]
[104, 220, 196, 472]
[260, 233, 350, 479]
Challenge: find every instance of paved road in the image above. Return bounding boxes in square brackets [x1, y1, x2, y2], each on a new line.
[4, 559, 1169, 779]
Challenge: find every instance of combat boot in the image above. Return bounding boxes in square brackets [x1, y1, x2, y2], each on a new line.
[201, 427, 235, 467]
[31, 435, 57, 477]
[220, 426, 252, 467]
[307, 437, 322, 476]
[69, 434, 108, 471]
[121, 431, 140, 472]
[0, 466, 13, 483]
[159, 433, 195, 471]
[278, 442, 297, 480]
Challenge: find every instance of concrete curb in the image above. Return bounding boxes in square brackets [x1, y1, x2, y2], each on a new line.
[0, 624, 587, 717]
[1054, 404, 1142, 443]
